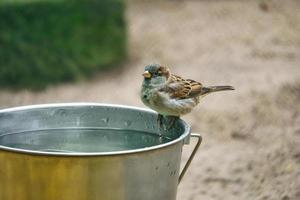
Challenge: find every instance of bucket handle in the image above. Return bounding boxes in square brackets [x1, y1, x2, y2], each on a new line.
[178, 133, 202, 184]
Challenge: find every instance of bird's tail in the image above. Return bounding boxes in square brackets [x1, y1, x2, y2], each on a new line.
[201, 85, 235, 96]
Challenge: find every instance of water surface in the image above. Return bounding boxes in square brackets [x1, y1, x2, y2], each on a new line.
[0, 128, 172, 153]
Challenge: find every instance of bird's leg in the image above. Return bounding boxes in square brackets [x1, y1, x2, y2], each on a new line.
[166, 116, 179, 130]
[157, 114, 164, 133]
[157, 115, 179, 134]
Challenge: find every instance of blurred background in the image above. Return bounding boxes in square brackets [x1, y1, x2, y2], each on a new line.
[0, 0, 300, 199]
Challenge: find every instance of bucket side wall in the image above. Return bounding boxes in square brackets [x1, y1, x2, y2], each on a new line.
[0, 142, 183, 200]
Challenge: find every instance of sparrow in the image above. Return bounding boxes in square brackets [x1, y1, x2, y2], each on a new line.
[140, 64, 234, 128]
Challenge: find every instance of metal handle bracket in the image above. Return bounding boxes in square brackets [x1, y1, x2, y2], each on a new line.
[178, 133, 202, 184]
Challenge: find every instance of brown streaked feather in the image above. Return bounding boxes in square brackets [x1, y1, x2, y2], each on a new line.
[160, 74, 204, 99]
[186, 79, 203, 97]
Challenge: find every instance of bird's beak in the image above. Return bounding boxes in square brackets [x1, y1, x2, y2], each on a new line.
[142, 71, 151, 78]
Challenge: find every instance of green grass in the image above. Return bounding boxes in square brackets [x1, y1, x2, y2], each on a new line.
[0, 0, 126, 89]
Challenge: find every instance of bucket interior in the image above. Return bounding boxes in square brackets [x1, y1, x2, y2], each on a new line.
[0, 104, 190, 154]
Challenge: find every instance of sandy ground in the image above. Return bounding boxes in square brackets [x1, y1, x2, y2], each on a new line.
[1, 0, 300, 199]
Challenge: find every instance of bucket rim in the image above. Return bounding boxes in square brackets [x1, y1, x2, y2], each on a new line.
[0, 103, 191, 156]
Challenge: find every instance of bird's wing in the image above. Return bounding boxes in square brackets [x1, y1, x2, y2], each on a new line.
[160, 75, 204, 99]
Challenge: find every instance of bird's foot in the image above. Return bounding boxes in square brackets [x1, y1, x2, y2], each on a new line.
[157, 114, 164, 128]
[165, 116, 180, 130]
[157, 114, 165, 135]
[157, 114, 180, 132]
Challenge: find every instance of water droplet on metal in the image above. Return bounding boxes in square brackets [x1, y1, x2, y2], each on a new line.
[158, 136, 163, 143]
[151, 125, 156, 130]
[124, 120, 132, 127]
[54, 109, 68, 117]
[76, 117, 80, 126]
[144, 122, 150, 129]
[101, 117, 109, 124]
[170, 170, 176, 176]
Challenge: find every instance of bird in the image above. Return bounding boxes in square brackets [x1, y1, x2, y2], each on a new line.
[140, 64, 234, 129]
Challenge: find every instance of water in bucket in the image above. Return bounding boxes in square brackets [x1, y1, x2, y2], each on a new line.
[0, 128, 172, 153]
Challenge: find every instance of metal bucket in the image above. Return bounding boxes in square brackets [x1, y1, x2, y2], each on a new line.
[0, 103, 201, 200]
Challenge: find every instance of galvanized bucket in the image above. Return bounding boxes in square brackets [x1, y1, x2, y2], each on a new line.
[0, 103, 201, 200]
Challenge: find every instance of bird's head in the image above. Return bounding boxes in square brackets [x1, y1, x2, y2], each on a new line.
[142, 64, 170, 86]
